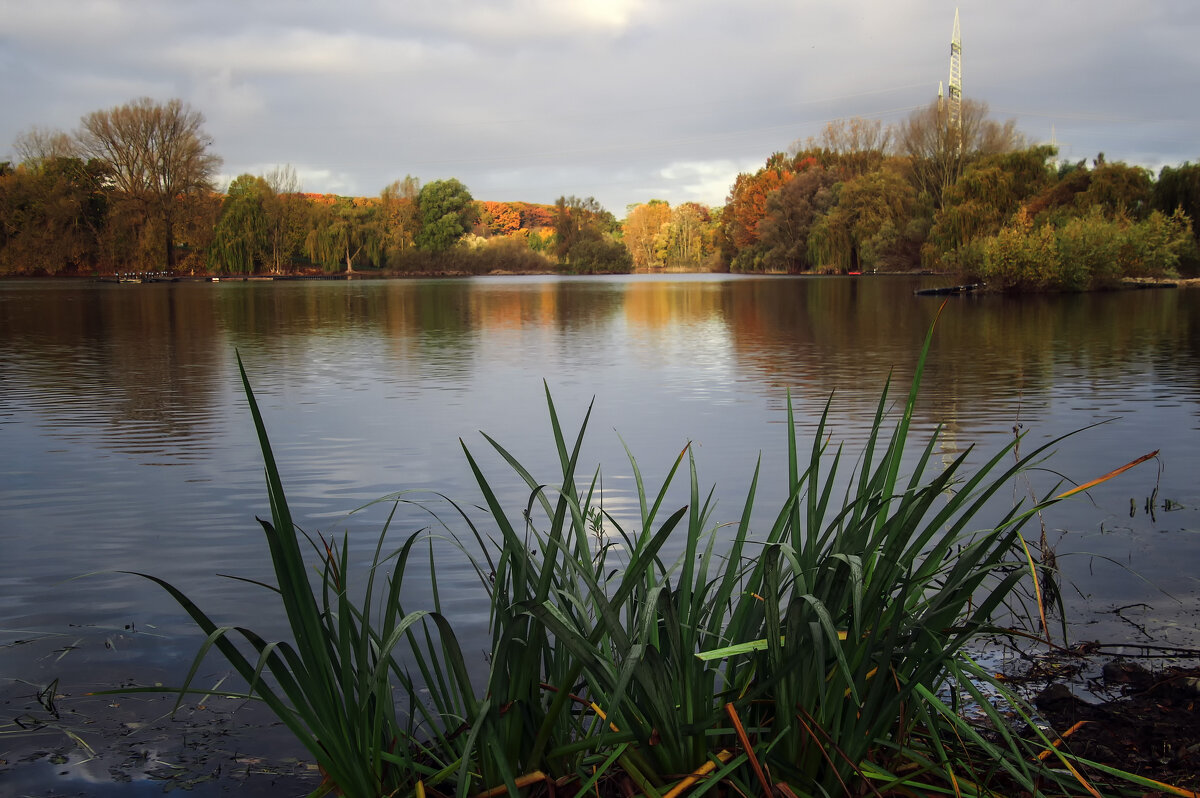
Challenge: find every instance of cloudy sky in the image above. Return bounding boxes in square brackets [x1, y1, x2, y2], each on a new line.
[3, 1, 1198, 214]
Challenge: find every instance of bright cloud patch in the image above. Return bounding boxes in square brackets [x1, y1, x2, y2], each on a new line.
[566, 0, 644, 29]
[657, 160, 751, 207]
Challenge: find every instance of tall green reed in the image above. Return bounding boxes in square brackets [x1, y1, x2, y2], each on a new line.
[110, 323, 1162, 798]
[466, 317, 1155, 796]
[108, 354, 486, 798]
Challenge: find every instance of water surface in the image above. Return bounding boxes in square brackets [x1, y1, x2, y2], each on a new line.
[2, 274, 1197, 793]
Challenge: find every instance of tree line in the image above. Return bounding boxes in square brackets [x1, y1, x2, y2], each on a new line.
[5, 95, 1200, 288]
[0, 98, 632, 276]
[713, 100, 1200, 289]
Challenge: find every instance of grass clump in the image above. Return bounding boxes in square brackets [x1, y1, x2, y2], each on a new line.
[114, 320, 1165, 797]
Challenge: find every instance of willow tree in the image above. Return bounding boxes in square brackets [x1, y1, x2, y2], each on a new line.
[210, 174, 271, 274]
[1073, 162, 1154, 220]
[304, 197, 380, 273]
[1155, 163, 1200, 273]
[76, 97, 221, 271]
[926, 146, 1057, 257]
[808, 163, 919, 273]
[1156, 163, 1200, 227]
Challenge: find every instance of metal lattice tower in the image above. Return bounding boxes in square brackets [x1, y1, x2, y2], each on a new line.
[947, 8, 962, 131]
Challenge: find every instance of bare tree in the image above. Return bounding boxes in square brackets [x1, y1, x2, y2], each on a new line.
[262, 164, 305, 273]
[13, 126, 78, 170]
[895, 98, 1024, 208]
[819, 117, 893, 156]
[264, 163, 301, 195]
[789, 117, 894, 179]
[76, 97, 221, 270]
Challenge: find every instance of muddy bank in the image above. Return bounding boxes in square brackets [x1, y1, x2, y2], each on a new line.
[1032, 660, 1200, 792]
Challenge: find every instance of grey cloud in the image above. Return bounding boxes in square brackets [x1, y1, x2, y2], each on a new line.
[3, 0, 1199, 213]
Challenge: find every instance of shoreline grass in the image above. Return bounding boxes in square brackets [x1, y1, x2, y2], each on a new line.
[106, 317, 1168, 798]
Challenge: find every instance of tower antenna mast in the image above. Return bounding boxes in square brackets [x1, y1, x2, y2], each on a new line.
[948, 8, 962, 142]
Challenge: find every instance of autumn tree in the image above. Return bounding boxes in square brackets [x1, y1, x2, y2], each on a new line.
[660, 202, 713, 267]
[0, 156, 110, 274]
[722, 155, 793, 265]
[753, 166, 838, 271]
[415, 178, 476, 253]
[480, 201, 523, 237]
[75, 97, 221, 270]
[552, 195, 629, 272]
[552, 195, 600, 260]
[623, 200, 671, 269]
[521, 203, 556, 229]
[378, 176, 421, 264]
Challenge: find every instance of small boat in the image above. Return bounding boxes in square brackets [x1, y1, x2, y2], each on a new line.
[914, 283, 981, 296]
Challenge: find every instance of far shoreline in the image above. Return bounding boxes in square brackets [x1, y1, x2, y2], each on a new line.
[3, 271, 1198, 292]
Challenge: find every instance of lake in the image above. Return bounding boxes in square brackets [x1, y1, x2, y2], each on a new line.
[2, 274, 1198, 794]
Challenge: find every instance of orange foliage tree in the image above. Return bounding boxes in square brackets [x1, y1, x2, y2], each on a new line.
[478, 202, 557, 242]
[723, 153, 793, 260]
[623, 200, 671, 269]
[481, 201, 522, 236]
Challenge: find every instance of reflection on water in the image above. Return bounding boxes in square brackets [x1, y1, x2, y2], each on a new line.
[2, 275, 1198, 792]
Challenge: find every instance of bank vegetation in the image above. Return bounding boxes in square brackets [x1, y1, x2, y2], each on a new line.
[4, 96, 1200, 289]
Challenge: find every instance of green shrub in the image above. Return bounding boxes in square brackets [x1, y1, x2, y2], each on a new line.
[565, 237, 633, 274]
[1054, 209, 1120, 290]
[1116, 208, 1190, 279]
[977, 206, 1190, 291]
[980, 209, 1060, 290]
